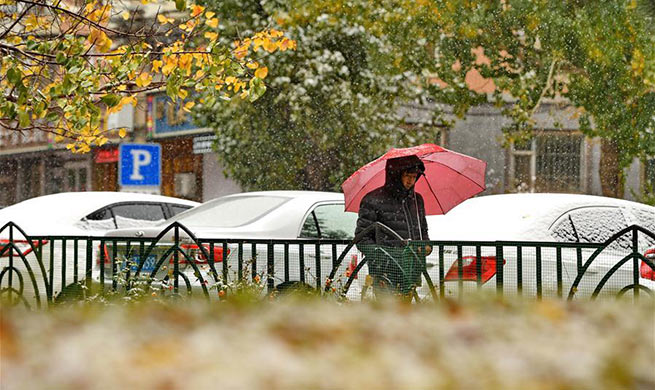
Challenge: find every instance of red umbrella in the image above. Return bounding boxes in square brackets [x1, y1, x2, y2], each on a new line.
[342, 143, 486, 215]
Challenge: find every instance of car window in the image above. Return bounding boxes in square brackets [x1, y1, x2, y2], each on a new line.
[551, 215, 578, 243]
[300, 204, 356, 239]
[168, 204, 193, 217]
[79, 208, 116, 230]
[567, 207, 631, 250]
[632, 207, 655, 247]
[168, 195, 290, 228]
[300, 212, 319, 238]
[111, 203, 166, 228]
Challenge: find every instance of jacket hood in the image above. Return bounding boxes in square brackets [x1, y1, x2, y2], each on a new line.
[384, 155, 425, 196]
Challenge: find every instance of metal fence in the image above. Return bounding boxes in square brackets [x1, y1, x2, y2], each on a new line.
[1, 222, 654, 308]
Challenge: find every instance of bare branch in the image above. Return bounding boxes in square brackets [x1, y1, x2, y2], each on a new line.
[14, 0, 149, 38]
[0, 2, 37, 41]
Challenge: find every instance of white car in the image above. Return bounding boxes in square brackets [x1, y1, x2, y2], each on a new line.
[101, 191, 364, 298]
[424, 193, 655, 300]
[0, 192, 199, 306]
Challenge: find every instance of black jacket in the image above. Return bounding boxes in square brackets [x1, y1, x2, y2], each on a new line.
[355, 156, 429, 249]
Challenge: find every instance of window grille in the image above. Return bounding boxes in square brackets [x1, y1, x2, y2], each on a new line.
[509, 132, 583, 193]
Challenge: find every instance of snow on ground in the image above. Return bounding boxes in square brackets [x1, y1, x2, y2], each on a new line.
[1, 296, 653, 390]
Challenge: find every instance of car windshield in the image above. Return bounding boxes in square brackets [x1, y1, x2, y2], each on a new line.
[162, 195, 290, 228]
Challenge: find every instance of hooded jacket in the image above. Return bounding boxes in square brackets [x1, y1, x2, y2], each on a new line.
[355, 155, 430, 249]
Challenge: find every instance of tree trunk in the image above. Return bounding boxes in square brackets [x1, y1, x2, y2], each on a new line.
[599, 138, 623, 198]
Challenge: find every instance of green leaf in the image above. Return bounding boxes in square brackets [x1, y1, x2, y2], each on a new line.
[55, 52, 67, 64]
[248, 78, 266, 102]
[7, 68, 21, 86]
[46, 111, 60, 122]
[100, 94, 121, 107]
[18, 111, 30, 128]
[175, 0, 185, 11]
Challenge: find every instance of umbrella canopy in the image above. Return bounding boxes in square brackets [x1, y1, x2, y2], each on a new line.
[342, 144, 487, 215]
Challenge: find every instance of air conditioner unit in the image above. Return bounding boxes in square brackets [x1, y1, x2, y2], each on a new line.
[106, 104, 134, 131]
[174, 173, 196, 198]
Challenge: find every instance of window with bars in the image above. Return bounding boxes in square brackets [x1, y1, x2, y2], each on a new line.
[509, 132, 583, 193]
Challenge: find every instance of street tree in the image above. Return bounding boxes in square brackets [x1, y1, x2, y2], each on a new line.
[375, 0, 655, 198]
[193, 0, 434, 191]
[0, 0, 294, 152]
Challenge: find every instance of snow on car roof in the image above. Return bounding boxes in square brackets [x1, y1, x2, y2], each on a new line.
[164, 191, 344, 227]
[216, 190, 344, 201]
[427, 193, 641, 241]
[0, 192, 199, 230]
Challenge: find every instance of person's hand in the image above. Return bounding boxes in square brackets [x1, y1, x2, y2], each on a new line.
[423, 245, 432, 256]
[416, 245, 432, 256]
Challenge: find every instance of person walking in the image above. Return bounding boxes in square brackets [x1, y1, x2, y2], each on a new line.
[354, 155, 432, 297]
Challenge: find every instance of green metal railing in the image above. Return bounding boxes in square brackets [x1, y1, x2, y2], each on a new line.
[1, 221, 654, 308]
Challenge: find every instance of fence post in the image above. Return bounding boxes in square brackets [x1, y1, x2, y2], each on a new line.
[633, 227, 639, 300]
[495, 244, 504, 296]
[267, 242, 275, 293]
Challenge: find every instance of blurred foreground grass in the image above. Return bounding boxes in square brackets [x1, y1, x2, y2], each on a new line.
[1, 294, 654, 390]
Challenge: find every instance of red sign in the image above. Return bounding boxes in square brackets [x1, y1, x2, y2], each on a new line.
[94, 148, 118, 163]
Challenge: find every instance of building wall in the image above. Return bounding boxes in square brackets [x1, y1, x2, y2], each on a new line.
[440, 103, 647, 198]
[202, 153, 242, 201]
[446, 106, 509, 194]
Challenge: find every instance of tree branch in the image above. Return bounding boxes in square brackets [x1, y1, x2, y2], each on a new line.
[14, 0, 149, 38]
[0, 2, 36, 41]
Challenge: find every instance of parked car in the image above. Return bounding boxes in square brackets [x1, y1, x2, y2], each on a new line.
[0, 192, 199, 305]
[425, 193, 655, 299]
[100, 191, 364, 297]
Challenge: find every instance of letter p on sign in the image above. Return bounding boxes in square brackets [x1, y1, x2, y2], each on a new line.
[119, 143, 161, 188]
[129, 149, 152, 180]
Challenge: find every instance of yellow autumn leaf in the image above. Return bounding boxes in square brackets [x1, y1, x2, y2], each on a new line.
[204, 32, 218, 41]
[178, 89, 188, 99]
[278, 38, 296, 51]
[191, 5, 204, 17]
[224, 76, 236, 84]
[263, 39, 277, 53]
[157, 14, 169, 24]
[254, 66, 268, 79]
[119, 95, 137, 107]
[97, 36, 113, 53]
[206, 18, 219, 28]
[135, 72, 152, 87]
[205, 11, 215, 19]
[140, 0, 149, 4]
[121, 11, 129, 20]
[119, 128, 127, 138]
[252, 37, 265, 51]
[182, 101, 195, 112]
[269, 29, 284, 38]
[25, 14, 39, 32]
[234, 45, 248, 59]
[246, 61, 259, 69]
[161, 62, 176, 75]
[152, 59, 163, 73]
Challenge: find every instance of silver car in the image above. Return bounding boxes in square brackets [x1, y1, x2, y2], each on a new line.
[101, 191, 364, 298]
[0, 192, 199, 306]
[425, 193, 655, 299]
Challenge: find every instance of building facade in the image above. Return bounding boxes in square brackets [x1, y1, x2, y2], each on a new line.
[1, 97, 652, 207]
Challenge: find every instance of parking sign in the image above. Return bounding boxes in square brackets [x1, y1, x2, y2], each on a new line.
[119, 143, 161, 189]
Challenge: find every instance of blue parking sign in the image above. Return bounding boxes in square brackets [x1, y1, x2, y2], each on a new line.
[119, 143, 161, 187]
